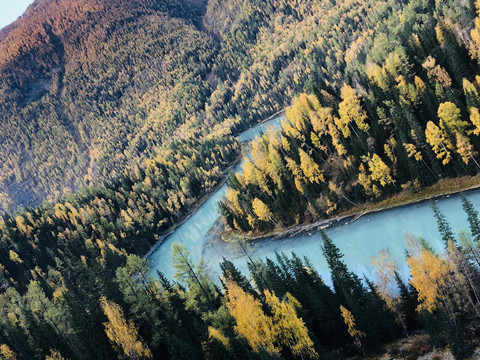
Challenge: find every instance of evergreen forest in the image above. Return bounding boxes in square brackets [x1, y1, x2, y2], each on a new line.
[4, 0, 480, 358]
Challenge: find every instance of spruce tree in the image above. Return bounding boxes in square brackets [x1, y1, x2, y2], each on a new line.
[461, 194, 480, 242]
[320, 231, 364, 301]
[431, 201, 456, 247]
[220, 258, 255, 295]
[394, 271, 420, 332]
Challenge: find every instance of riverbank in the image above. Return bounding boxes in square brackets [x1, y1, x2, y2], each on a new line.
[142, 152, 244, 260]
[221, 174, 480, 243]
[235, 108, 286, 141]
[143, 110, 288, 260]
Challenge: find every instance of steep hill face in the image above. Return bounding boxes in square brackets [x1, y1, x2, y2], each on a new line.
[0, 0, 215, 211]
[0, 0, 336, 214]
[7, 0, 462, 214]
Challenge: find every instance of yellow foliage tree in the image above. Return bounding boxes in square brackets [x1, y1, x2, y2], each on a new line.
[0, 344, 17, 360]
[357, 163, 372, 195]
[225, 281, 278, 354]
[100, 297, 152, 360]
[45, 349, 67, 360]
[264, 290, 318, 359]
[252, 198, 275, 224]
[340, 305, 366, 356]
[437, 102, 468, 134]
[422, 56, 452, 87]
[425, 121, 453, 165]
[406, 250, 452, 313]
[368, 154, 394, 186]
[456, 132, 480, 168]
[470, 0, 480, 59]
[208, 327, 231, 350]
[337, 84, 369, 137]
[368, 154, 394, 187]
[404, 143, 423, 161]
[327, 121, 347, 157]
[299, 148, 324, 184]
[469, 107, 480, 136]
[9, 250, 23, 264]
[357, 154, 394, 196]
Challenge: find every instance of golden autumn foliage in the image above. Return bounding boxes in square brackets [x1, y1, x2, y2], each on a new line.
[357, 154, 394, 196]
[407, 250, 452, 313]
[470, 0, 480, 59]
[252, 198, 274, 223]
[299, 149, 325, 184]
[8, 251, 23, 264]
[404, 143, 423, 161]
[340, 305, 366, 353]
[100, 297, 152, 360]
[264, 290, 318, 359]
[0, 344, 17, 360]
[337, 84, 370, 137]
[225, 281, 317, 357]
[469, 107, 480, 136]
[438, 102, 468, 134]
[225, 281, 278, 354]
[425, 121, 452, 165]
[208, 327, 231, 350]
[422, 56, 452, 87]
[368, 154, 394, 187]
[455, 132, 479, 167]
[45, 350, 67, 360]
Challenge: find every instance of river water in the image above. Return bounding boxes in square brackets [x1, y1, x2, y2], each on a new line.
[149, 115, 480, 284]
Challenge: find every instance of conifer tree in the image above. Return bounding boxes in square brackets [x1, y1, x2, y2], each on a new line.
[461, 195, 480, 242]
[339, 305, 366, 357]
[394, 271, 421, 333]
[171, 242, 216, 308]
[220, 258, 255, 295]
[264, 290, 319, 359]
[225, 280, 278, 355]
[320, 231, 363, 301]
[431, 202, 456, 246]
[100, 297, 152, 360]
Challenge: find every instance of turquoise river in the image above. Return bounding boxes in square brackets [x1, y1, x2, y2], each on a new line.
[149, 114, 480, 284]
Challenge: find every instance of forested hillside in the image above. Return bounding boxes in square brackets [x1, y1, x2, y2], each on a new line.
[0, 0, 339, 212]
[4, 0, 480, 358]
[0, 0, 219, 210]
[220, 0, 480, 233]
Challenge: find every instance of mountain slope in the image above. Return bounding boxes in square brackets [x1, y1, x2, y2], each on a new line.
[0, 0, 216, 211]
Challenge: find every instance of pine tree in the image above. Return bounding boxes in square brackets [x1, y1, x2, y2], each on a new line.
[320, 231, 363, 301]
[171, 242, 216, 308]
[220, 258, 255, 295]
[394, 271, 421, 333]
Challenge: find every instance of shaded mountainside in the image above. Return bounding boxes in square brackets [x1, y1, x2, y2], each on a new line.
[0, 0, 216, 211]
